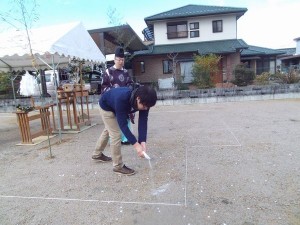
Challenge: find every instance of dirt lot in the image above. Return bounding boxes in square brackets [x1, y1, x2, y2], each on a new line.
[0, 99, 300, 225]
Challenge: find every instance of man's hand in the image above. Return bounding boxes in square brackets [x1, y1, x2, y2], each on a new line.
[133, 142, 144, 158]
[141, 142, 146, 152]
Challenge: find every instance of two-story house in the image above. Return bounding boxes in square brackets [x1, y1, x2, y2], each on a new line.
[131, 4, 250, 87]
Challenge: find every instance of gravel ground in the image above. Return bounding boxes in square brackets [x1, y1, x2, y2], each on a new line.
[0, 99, 300, 225]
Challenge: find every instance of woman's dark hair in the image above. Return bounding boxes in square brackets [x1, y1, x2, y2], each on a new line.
[134, 85, 157, 108]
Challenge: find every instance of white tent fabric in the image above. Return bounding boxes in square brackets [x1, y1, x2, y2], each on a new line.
[0, 22, 105, 71]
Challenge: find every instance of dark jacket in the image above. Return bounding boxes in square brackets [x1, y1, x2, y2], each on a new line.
[99, 87, 149, 144]
[101, 66, 133, 93]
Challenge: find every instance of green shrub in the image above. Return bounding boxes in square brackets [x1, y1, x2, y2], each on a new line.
[192, 54, 220, 89]
[0, 72, 11, 93]
[232, 64, 255, 86]
[283, 68, 300, 84]
[175, 75, 189, 90]
[254, 69, 300, 85]
[176, 82, 189, 90]
[254, 72, 271, 85]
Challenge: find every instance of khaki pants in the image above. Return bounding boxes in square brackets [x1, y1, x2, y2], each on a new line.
[93, 107, 123, 169]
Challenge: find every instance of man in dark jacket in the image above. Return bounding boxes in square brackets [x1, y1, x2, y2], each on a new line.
[101, 46, 134, 144]
[92, 86, 157, 175]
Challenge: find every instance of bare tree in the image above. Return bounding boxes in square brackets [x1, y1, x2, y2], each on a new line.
[1, 0, 40, 88]
[1, 0, 39, 67]
[1, 0, 42, 100]
[106, 7, 137, 56]
[167, 52, 179, 81]
[1, 0, 54, 158]
[107, 7, 123, 27]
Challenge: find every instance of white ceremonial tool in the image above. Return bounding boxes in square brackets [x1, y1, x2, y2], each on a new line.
[143, 151, 151, 160]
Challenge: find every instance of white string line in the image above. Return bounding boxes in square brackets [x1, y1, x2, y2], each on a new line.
[184, 147, 188, 207]
[221, 121, 242, 146]
[0, 195, 183, 207]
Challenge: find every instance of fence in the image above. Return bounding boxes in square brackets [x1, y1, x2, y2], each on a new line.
[156, 83, 300, 100]
[1, 83, 300, 113]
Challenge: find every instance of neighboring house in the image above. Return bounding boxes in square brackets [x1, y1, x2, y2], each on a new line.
[276, 47, 296, 73]
[131, 4, 249, 86]
[88, 24, 147, 55]
[295, 37, 300, 55]
[240, 45, 284, 75]
[88, 24, 147, 68]
[277, 37, 300, 72]
[88, 24, 147, 76]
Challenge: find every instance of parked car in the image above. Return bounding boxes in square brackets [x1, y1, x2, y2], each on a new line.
[82, 70, 103, 94]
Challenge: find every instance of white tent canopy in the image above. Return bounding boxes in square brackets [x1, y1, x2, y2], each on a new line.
[0, 22, 105, 71]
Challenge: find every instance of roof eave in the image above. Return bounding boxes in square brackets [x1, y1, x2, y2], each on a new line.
[133, 39, 249, 57]
[145, 10, 247, 23]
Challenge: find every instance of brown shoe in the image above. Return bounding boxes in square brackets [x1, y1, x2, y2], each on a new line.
[92, 153, 112, 162]
[113, 164, 135, 176]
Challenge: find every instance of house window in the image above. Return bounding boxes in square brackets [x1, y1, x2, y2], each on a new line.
[190, 30, 199, 38]
[167, 21, 188, 39]
[163, 60, 173, 74]
[140, 61, 145, 73]
[189, 22, 199, 30]
[189, 22, 199, 38]
[212, 20, 223, 33]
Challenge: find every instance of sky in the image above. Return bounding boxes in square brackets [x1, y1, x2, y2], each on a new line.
[0, 0, 299, 49]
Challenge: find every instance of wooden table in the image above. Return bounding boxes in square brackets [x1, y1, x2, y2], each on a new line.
[57, 89, 91, 131]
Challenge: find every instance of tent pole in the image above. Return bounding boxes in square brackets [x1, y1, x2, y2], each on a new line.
[3, 64, 17, 106]
[10, 76, 16, 106]
[52, 55, 62, 142]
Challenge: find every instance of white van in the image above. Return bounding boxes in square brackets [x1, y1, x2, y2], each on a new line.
[44, 70, 58, 97]
[41, 70, 69, 96]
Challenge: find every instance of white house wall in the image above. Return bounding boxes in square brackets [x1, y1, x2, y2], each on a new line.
[154, 14, 237, 45]
[296, 39, 300, 55]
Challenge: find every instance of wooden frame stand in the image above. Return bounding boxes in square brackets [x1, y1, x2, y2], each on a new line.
[57, 89, 91, 132]
[16, 104, 55, 145]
